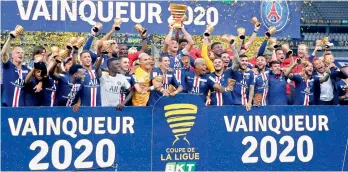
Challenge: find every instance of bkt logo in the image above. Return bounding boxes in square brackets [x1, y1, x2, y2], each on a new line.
[261, 0, 289, 31]
[165, 162, 196, 172]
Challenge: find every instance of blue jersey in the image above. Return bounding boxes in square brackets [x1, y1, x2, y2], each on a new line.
[54, 72, 82, 106]
[148, 68, 180, 106]
[121, 73, 136, 106]
[226, 68, 255, 105]
[336, 79, 348, 105]
[208, 72, 233, 106]
[42, 77, 57, 106]
[1, 62, 29, 107]
[253, 70, 269, 106]
[164, 51, 195, 84]
[24, 78, 45, 106]
[290, 74, 320, 105]
[182, 71, 215, 102]
[80, 68, 101, 107]
[268, 72, 288, 105]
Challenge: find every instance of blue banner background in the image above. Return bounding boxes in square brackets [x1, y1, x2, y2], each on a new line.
[2, 94, 348, 171]
[0, 0, 301, 38]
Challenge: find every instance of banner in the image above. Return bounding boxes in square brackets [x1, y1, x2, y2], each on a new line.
[2, 94, 348, 171]
[0, 0, 301, 38]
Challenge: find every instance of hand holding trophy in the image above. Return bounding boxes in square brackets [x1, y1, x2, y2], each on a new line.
[221, 34, 236, 45]
[169, 4, 188, 29]
[10, 25, 24, 39]
[281, 44, 293, 56]
[113, 18, 123, 31]
[92, 22, 103, 33]
[203, 24, 214, 37]
[134, 23, 147, 36]
[265, 26, 277, 38]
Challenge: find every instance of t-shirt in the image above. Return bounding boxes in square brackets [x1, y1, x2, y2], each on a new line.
[268, 71, 288, 105]
[208, 72, 233, 106]
[54, 72, 82, 106]
[289, 74, 320, 105]
[99, 72, 130, 107]
[80, 68, 101, 107]
[148, 68, 180, 106]
[226, 68, 255, 105]
[24, 78, 45, 106]
[132, 67, 151, 106]
[253, 71, 269, 106]
[1, 61, 29, 107]
[181, 71, 215, 102]
[336, 79, 348, 105]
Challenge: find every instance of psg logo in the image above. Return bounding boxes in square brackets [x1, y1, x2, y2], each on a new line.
[261, 0, 289, 32]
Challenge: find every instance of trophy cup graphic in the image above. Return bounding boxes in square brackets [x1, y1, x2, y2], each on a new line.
[164, 104, 198, 146]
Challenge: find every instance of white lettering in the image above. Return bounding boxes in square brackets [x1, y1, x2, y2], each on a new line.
[79, 117, 92, 135]
[107, 117, 121, 134]
[148, 3, 162, 23]
[224, 116, 236, 132]
[318, 115, 329, 131]
[32, 0, 51, 20]
[62, 117, 77, 138]
[235, 116, 248, 132]
[123, 117, 134, 134]
[98, 1, 113, 22]
[60, 0, 77, 21]
[115, 2, 129, 22]
[22, 118, 38, 136]
[79, 1, 96, 22]
[94, 117, 106, 134]
[130, 2, 145, 23]
[294, 115, 304, 131]
[16, 0, 34, 20]
[8, 118, 23, 136]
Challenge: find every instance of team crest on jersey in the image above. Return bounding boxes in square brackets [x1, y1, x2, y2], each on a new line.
[261, 0, 290, 31]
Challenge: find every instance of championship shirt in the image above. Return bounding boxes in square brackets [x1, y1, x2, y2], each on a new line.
[148, 68, 180, 106]
[336, 79, 348, 105]
[226, 68, 255, 105]
[253, 71, 269, 106]
[42, 77, 57, 107]
[165, 51, 195, 84]
[289, 74, 320, 105]
[24, 78, 45, 106]
[132, 67, 151, 106]
[80, 68, 101, 107]
[208, 72, 233, 106]
[99, 72, 130, 107]
[267, 71, 288, 105]
[120, 73, 136, 106]
[1, 61, 29, 107]
[181, 71, 215, 102]
[54, 72, 82, 106]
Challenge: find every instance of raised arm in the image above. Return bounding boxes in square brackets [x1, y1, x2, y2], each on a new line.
[140, 35, 148, 53]
[284, 60, 299, 78]
[100, 23, 117, 41]
[231, 43, 240, 71]
[1, 36, 12, 63]
[162, 25, 174, 53]
[201, 37, 215, 72]
[181, 26, 194, 52]
[245, 25, 261, 49]
[25, 68, 35, 84]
